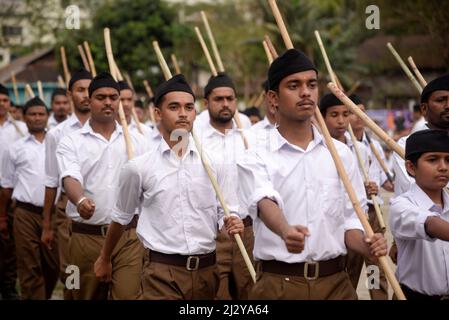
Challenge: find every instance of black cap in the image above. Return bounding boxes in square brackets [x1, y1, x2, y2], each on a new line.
[134, 100, 143, 109]
[23, 97, 47, 114]
[154, 74, 195, 107]
[51, 88, 67, 101]
[118, 80, 132, 92]
[319, 93, 343, 115]
[204, 72, 236, 98]
[405, 129, 449, 160]
[68, 68, 93, 91]
[243, 106, 261, 118]
[421, 75, 449, 103]
[88, 72, 120, 97]
[0, 83, 9, 96]
[268, 49, 317, 90]
[349, 94, 362, 105]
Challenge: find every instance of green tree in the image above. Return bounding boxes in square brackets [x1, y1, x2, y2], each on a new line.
[57, 0, 194, 91]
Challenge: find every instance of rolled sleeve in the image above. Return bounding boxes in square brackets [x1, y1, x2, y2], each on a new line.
[237, 150, 285, 221]
[111, 160, 142, 225]
[390, 196, 438, 241]
[342, 144, 367, 232]
[45, 131, 61, 187]
[0, 146, 16, 189]
[56, 136, 84, 186]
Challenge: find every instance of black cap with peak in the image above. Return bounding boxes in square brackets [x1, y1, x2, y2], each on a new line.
[204, 72, 236, 98]
[268, 49, 317, 91]
[154, 74, 195, 107]
[88, 72, 120, 97]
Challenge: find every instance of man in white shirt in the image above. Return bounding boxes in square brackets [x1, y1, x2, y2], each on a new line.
[56, 72, 149, 300]
[47, 88, 70, 129]
[0, 83, 27, 300]
[196, 73, 254, 300]
[196, 105, 252, 130]
[94, 74, 244, 300]
[0, 97, 58, 299]
[237, 49, 387, 300]
[390, 74, 449, 264]
[393, 75, 449, 196]
[40, 68, 92, 300]
[320, 92, 388, 299]
[117, 80, 153, 140]
[390, 129, 449, 299]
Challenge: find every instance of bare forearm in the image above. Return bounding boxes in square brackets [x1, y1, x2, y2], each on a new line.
[100, 222, 126, 259]
[345, 229, 370, 258]
[425, 216, 449, 242]
[257, 198, 289, 238]
[42, 187, 57, 227]
[63, 177, 84, 206]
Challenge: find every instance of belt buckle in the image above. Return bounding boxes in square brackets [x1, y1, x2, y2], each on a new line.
[304, 261, 319, 280]
[186, 256, 200, 271]
[100, 225, 108, 237]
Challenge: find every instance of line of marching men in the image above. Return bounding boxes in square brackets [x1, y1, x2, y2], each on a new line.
[0, 48, 448, 300]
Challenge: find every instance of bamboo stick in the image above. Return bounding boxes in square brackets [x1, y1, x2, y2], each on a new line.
[104, 27, 134, 160]
[78, 44, 90, 72]
[328, 83, 405, 160]
[201, 11, 225, 72]
[268, 0, 406, 300]
[57, 75, 66, 88]
[264, 35, 278, 59]
[10, 72, 20, 104]
[262, 40, 273, 64]
[407, 56, 427, 87]
[143, 80, 157, 126]
[387, 43, 423, 93]
[365, 133, 395, 183]
[37, 81, 44, 101]
[25, 84, 35, 98]
[60, 46, 71, 88]
[83, 41, 97, 76]
[348, 125, 386, 231]
[171, 54, 181, 75]
[194, 27, 218, 77]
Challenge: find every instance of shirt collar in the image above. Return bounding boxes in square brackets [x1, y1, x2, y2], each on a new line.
[159, 133, 200, 159]
[270, 124, 324, 153]
[410, 183, 449, 214]
[203, 120, 237, 139]
[79, 120, 122, 137]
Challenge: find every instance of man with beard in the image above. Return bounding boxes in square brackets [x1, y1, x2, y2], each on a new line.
[0, 97, 59, 299]
[94, 74, 244, 300]
[56, 72, 148, 300]
[393, 75, 449, 196]
[117, 81, 153, 140]
[237, 49, 387, 300]
[195, 72, 254, 300]
[0, 83, 27, 300]
[390, 75, 449, 264]
[40, 69, 92, 299]
[48, 88, 70, 129]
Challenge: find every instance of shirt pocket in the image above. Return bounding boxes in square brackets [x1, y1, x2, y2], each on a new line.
[188, 179, 217, 212]
[320, 178, 345, 222]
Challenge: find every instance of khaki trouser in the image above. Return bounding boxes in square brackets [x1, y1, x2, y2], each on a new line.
[215, 225, 254, 300]
[249, 267, 357, 300]
[345, 204, 388, 300]
[0, 204, 17, 298]
[141, 252, 219, 300]
[54, 193, 71, 300]
[13, 206, 59, 299]
[69, 226, 144, 300]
